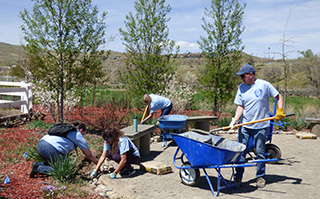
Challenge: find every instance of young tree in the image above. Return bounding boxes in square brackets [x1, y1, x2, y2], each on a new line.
[20, 0, 107, 122]
[299, 50, 320, 99]
[197, 0, 246, 115]
[118, 0, 179, 98]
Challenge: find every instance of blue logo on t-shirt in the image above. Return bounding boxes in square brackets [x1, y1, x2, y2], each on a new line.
[254, 89, 262, 97]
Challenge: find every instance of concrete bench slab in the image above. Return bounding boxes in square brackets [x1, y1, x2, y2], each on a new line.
[187, 116, 218, 132]
[305, 118, 320, 137]
[121, 124, 156, 156]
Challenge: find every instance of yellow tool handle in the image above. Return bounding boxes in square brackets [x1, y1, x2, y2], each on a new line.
[210, 113, 295, 133]
[141, 105, 149, 123]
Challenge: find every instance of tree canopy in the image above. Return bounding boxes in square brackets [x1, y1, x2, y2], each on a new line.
[20, 0, 107, 122]
[197, 0, 246, 115]
[118, 0, 179, 98]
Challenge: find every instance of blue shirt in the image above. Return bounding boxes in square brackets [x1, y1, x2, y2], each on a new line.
[234, 79, 279, 129]
[103, 137, 140, 157]
[41, 130, 89, 154]
[149, 94, 171, 114]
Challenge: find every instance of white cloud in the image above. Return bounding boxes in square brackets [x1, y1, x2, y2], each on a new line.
[175, 41, 200, 53]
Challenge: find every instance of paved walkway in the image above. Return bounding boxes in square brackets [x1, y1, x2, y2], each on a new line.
[97, 133, 320, 199]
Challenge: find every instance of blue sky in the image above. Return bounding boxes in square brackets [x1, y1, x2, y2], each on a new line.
[0, 0, 319, 59]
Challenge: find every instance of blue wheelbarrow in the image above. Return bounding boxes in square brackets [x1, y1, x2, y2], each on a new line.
[171, 131, 278, 197]
[210, 112, 295, 161]
[158, 115, 188, 147]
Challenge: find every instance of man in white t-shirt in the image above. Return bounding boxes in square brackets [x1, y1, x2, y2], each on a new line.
[229, 64, 285, 188]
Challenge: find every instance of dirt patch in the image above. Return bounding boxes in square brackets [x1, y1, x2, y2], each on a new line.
[0, 108, 22, 117]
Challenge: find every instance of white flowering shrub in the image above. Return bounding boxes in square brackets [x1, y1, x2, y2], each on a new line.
[33, 81, 80, 122]
[164, 71, 197, 113]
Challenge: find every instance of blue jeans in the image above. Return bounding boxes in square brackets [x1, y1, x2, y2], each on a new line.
[37, 140, 65, 174]
[161, 102, 173, 116]
[236, 127, 266, 179]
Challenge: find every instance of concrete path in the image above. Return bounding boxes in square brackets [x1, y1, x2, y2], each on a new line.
[97, 133, 320, 199]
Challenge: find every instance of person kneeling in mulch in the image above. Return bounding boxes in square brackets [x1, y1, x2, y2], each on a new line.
[30, 123, 98, 178]
[90, 127, 140, 179]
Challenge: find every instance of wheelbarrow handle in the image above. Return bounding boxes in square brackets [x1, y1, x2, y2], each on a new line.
[210, 113, 295, 133]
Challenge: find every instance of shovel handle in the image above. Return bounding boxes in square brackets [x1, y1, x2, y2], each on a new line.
[141, 105, 149, 123]
[210, 113, 295, 133]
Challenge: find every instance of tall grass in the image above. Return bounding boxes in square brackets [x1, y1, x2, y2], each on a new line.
[286, 96, 320, 117]
[47, 154, 78, 183]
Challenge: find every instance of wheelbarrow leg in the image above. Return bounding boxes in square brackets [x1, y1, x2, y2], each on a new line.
[202, 169, 216, 196]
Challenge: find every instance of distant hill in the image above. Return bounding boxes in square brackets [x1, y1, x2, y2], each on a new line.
[0, 42, 314, 97]
[0, 42, 24, 67]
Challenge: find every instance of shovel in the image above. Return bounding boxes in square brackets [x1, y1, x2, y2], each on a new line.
[210, 113, 295, 133]
[141, 105, 149, 123]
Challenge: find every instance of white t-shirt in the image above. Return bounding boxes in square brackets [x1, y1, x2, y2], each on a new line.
[149, 94, 171, 114]
[103, 136, 140, 157]
[41, 130, 89, 154]
[234, 79, 279, 129]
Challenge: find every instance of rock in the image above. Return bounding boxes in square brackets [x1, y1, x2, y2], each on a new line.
[94, 185, 113, 194]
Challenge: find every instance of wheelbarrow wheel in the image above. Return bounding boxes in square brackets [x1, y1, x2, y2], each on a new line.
[179, 162, 200, 187]
[265, 143, 281, 162]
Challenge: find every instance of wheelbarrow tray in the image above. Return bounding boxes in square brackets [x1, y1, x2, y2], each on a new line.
[171, 131, 246, 167]
[158, 115, 188, 131]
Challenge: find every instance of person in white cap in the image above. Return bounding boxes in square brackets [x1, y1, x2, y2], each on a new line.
[230, 64, 285, 188]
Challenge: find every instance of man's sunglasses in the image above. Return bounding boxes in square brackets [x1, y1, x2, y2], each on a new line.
[240, 73, 250, 78]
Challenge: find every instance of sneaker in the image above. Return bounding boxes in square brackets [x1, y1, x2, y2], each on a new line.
[126, 167, 136, 177]
[30, 162, 39, 178]
[119, 167, 129, 176]
[235, 177, 242, 188]
[120, 166, 135, 177]
[256, 177, 266, 188]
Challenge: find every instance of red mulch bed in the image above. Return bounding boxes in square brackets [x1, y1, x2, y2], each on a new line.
[0, 107, 215, 198]
[0, 113, 102, 198]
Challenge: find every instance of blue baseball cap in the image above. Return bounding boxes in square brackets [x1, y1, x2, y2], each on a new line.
[236, 64, 255, 75]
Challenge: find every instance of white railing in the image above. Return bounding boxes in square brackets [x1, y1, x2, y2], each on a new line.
[0, 81, 33, 114]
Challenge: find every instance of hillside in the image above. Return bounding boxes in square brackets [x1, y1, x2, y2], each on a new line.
[0, 42, 23, 67]
[0, 42, 314, 96]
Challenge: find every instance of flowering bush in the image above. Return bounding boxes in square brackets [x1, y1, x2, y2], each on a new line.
[164, 71, 197, 113]
[33, 80, 80, 122]
[42, 185, 66, 198]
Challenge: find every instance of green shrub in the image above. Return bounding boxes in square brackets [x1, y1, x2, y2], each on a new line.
[215, 117, 232, 127]
[47, 154, 77, 183]
[290, 117, 308, 131]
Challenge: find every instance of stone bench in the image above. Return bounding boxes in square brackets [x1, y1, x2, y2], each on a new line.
[187, 116, 218, 132]
[121, 124, 156, 156]
[305, 118, 320, 137]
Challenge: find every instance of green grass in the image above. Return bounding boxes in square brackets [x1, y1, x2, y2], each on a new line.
[27, 120, 53, 129]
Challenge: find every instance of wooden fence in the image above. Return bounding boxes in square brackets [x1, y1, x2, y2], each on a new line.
[0, 81, 33, 114]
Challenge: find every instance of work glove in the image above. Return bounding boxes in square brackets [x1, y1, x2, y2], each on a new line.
[275, 108, 285, 121]
[229, 118, 239, 129]
[90, 169, 97, 178]
[108, 172, 117, 179]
